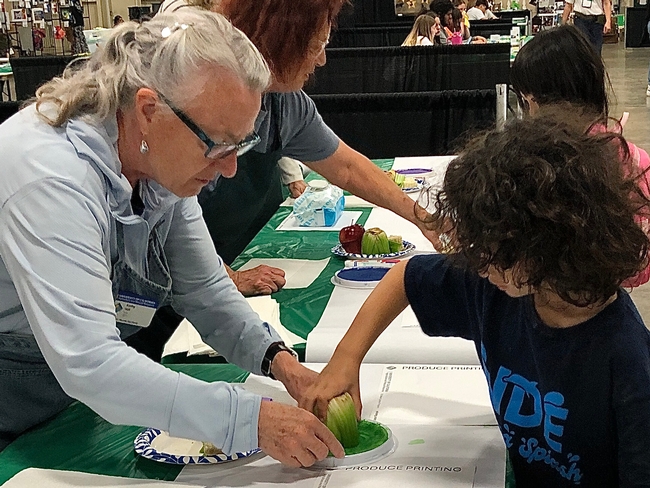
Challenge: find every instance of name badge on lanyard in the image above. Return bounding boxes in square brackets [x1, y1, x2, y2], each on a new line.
[115, 292, 159, 328]
[581, 0, 592, 8]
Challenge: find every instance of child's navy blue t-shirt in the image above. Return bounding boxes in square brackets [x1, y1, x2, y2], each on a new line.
[404, 254, 650, 487]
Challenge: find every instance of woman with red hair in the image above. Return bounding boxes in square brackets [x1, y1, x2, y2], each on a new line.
[151, 0, 444, 367]
[157, 0, 443, 262]
[214, 0, 443, 253]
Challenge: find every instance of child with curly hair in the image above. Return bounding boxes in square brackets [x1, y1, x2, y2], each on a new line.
[301, 110, 650, 487]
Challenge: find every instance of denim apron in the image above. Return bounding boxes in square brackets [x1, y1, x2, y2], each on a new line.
[198, 93, 285, 264]
[0, 210, 173, 451]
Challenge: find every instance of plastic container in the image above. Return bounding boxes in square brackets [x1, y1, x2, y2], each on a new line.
[293, 180, 344, 227]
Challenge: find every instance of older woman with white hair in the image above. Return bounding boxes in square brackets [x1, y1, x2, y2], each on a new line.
[0, 9, 343, 466]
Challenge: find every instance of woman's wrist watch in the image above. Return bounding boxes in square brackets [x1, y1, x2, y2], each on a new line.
[261, 341, 298, 380]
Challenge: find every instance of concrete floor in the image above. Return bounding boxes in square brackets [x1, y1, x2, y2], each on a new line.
[603, 42, 650, 324]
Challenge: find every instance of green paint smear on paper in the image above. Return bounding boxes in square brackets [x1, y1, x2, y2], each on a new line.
[408, 439, 425, 445]
[342, 420, 389, 456]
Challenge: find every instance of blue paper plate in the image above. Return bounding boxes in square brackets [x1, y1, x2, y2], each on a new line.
[134, 428, 261, 465]
[332, 267, 391, 288]
[331, 240, 416, 260]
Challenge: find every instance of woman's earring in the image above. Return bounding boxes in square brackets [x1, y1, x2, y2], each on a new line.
[140, 140, 149, 154]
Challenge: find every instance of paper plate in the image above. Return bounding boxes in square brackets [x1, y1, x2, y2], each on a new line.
[312, 420, 396, 468]
[395, 168, 434, 178]
[134, 428, 261, 465]
[331, 267, 391, 289]
[331, 240, 415, 260]
[402, 179, 426, 194]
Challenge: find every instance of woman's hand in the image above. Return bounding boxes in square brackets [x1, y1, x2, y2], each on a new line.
[288, 180, 308, 198]
[230, 265, 286, 296]
[258, 399, 344, 467]
[298, 361, 363, 422]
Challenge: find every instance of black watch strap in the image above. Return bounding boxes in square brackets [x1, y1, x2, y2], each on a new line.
[261, 342, 297, 380]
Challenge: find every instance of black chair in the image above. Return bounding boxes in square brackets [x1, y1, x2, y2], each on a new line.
[9, 55, 78, 100]
[306, 44, 510, 94]
[310, 90, 497, 158]
[0, 101, 21, 125]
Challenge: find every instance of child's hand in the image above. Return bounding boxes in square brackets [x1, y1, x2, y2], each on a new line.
[298, 361, 363, 422]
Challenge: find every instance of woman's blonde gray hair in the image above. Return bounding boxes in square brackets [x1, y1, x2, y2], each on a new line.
[35, 8, 270, 126]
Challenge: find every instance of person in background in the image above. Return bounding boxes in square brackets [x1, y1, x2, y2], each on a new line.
[113, 14, 124, 26]
[402, 13, 441, 45]
[0, 9, 344, 465]
[562, 0, 611, 54]
[511, 24, 650, 288]
[431, 0, 464, 41]
[68, 0, 89, 54]
[453, 0, 472, 35]
[448, 8, 468, 39]
[301, 110, 650, 487]
[431, 0, 486, 42]
[467, 0, 497, 20]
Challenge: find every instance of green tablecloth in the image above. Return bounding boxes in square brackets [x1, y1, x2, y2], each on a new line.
[230, 158, 394, 351]
[0, 364, 250, 485]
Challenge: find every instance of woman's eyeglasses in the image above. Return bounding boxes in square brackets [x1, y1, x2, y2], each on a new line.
[158, 93, 260, 159]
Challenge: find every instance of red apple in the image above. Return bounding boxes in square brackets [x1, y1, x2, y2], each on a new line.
[339, 224, 365, 254]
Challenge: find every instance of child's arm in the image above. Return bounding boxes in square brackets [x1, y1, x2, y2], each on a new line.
[299, 261, 410, 419]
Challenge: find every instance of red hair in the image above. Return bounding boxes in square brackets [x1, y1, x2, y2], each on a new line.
[220, 0, 347, 85]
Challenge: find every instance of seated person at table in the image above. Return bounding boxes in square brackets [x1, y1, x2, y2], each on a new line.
[0, 9, 344, 466]
[402, 13, 441, 45]
[453, 0, 472, 34]
[511, 24, 650, 287]
[467, 0, 497, 20]
[301, 110, 650, 487]
[431, 0, 486, 43]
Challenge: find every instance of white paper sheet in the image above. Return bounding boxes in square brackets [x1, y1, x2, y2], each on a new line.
[176, 363, 504, 488]
[240, 364, 494, 427]
[3, 469, 200, 488]
[366, 365, 496, 426]
[275, 211, 363, 231]
[281, 195, 375, 208]
[305, 287, 479, 365]
[162, 296, 305, 358]
[176, 424, 504, 488]
[363, 207, 436, 254]
[238, 258, 330, 289]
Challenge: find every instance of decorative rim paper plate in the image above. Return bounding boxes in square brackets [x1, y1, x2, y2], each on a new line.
[402, 179, 426, 194]
[134, 428, 261, 465]
[395, 168, 434, 178]
[331, 240, 416, 260]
